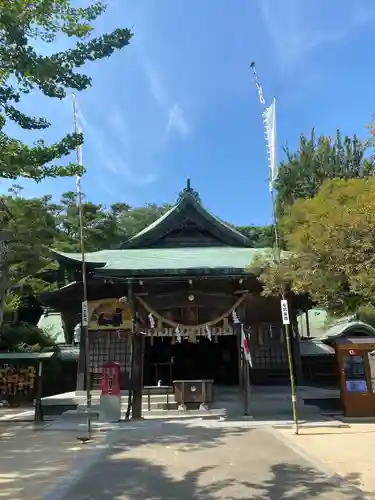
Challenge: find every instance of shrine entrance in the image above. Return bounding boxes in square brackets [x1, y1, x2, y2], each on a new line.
[143, 334, 239, 386]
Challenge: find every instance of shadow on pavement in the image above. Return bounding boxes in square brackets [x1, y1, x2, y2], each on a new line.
[66, 423, 373, 500]
[69, 455, 371, 500]
[0, 426, 104, 500]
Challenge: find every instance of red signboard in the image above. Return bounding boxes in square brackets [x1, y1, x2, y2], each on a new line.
[101, 362, 121, 396]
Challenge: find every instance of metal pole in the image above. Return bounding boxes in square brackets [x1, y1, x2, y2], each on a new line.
[250, 62, 299, 434]
[72, 94, 92, 439]
[270, 149, 299, 436]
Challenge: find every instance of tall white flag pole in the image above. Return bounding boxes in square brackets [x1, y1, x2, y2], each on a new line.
[72, 93, 92, 440]
[249, 62, 299, 434]
[249, 62, 280, 258]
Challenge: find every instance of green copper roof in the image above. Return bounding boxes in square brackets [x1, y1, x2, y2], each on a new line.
[51, 247, 273, 276]
[122, 183, 249, 248]
[37, 310, 80, 344]
[320, 320, 375, 341]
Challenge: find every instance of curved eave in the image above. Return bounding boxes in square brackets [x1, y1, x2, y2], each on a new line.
[38, 281, 82, 306]
[94, 266, 255, 279]
[50, 249, 106, 268]
[321, 321, 375, 342]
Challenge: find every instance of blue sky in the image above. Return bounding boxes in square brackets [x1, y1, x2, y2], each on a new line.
[3, 0, 375, 226]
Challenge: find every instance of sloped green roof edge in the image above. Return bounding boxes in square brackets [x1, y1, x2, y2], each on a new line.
[49, 246, 274, 276]
[126, 205, 177, 241]
[122, 191, 249, 248]
[321, 320, 375, 341]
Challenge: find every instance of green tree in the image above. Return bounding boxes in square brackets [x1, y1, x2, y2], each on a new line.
[236, 225, 274, 248]
[276, 129, 374, 217]
[1, 186, 60, 297]
[54, 192, 123, 252]
[258, 178, 375, 315]
[0, 0, 132, 181]
[117, 203, 173, 241]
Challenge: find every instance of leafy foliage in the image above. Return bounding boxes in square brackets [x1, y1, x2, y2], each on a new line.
[236, 225, 274, 248]
[0, 0, 133, 181]
[1, 186, 175, 300]
[0, 322, 55, 352]
[1, 186, 60, 298]
[259, 178, 375, 315]
[276, 129, 374, 217]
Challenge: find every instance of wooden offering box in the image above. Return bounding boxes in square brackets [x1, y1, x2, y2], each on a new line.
[335, 337, 375, 417]
[173, 379, 213, 407]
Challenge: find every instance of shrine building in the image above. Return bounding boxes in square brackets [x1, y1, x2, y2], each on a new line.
[39, 181, 309, 413]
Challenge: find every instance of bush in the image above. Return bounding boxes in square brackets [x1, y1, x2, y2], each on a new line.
[0, 322, 56, 352]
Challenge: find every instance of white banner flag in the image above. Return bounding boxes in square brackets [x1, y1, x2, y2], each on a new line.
[72, 94, 83, 204]
[262, 98, 277, 192]
[255, 81, 265, 105]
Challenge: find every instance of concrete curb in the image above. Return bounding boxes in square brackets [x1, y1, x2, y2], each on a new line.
[41, 432, 117, 500]
[269, 427, 368, 498]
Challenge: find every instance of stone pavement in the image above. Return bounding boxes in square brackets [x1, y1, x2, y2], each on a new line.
[0, 418, 373, 500]
[277, 423, 375, 498]
[65, 421, 366, 499]
[0, 422, 107, 500]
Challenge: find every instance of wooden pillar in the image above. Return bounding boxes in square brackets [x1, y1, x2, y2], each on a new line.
[291, 316, 303, 386]
[236, 323, 242, 387]
[305, 310, 311, 337]
[131, 335, 145, 419]
[243, 358, 250, 416]
[34, 361, 44, 422]
[128, 282, 144, 419]
[57, 265, 65, 288]
[76, 324, 85, 391]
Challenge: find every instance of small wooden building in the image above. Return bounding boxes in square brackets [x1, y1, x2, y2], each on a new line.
[336, 337, 375, 417]
[39, 182, 309, 414]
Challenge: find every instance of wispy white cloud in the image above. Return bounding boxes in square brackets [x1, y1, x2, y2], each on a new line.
[70, 98, 158, 186]
[137, 49, 191, 140]
[259, 0, 375, 68]
[147, 68, 169, 108]
[166, 103, 190, 138]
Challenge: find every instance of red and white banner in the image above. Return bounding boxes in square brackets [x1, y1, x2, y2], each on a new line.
[241, 325, 252, 367]
[232, 309, 252, 367]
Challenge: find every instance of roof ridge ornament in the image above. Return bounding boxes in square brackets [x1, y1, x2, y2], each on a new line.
[177, 178, 201, 204]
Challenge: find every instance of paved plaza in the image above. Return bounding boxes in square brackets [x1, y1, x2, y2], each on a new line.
[0, 421, 107, 500]
[52, 422, 371, 500]
[0, 418, 373, 499]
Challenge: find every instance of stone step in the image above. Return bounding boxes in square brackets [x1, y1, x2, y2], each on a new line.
[61, 407, 227, 422]
[61, 408, 227, 423]
[75, 394, 177, 404]
[77, 401, 179, 412]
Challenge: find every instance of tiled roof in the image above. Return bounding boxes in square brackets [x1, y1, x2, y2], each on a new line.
[37, 310, 80, 344]
[122, 189, 249, 248]
[299, 339, 335, 356]
[57, 346, 80, 361]
[320, 320, 375, 341]
[297, 308, 357, 339]
[37, 311, 65, 343]
[51, 246, 274, 275]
